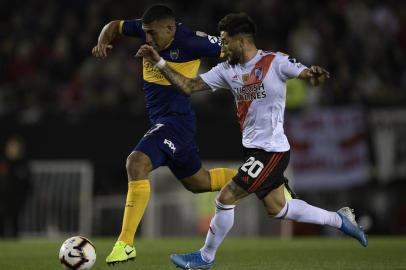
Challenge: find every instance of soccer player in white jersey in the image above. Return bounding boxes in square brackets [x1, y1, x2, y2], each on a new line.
[136, 13, 368, 269]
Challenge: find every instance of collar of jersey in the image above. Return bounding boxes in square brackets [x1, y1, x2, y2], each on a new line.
[240, 49, 262, 67]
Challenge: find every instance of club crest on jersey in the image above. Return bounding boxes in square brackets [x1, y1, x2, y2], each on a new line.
[254, 67, 263, 81]
[170, 49, 180, 60]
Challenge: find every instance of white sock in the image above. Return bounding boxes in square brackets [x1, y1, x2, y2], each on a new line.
[200, 200, 235, 263]
[275, 199, 342, 228]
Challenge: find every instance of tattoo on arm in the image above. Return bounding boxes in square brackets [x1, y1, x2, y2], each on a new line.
[159, 64, 211, 95]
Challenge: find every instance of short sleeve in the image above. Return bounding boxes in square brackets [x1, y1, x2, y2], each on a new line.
[120, 19, 144, 38]
[275, 52, 308, 81]
[187, 31, 222, 58]
[199, 63, 229, 92]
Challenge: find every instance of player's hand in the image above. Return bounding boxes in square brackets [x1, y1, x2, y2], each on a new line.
[92, 43, 113, 59]
[135, 44, 161, 65]
[308, 65, 330, 78]
[307, 65, 330, 86]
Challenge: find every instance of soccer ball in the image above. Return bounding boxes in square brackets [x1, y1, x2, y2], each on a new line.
[59, 236, 96, 270]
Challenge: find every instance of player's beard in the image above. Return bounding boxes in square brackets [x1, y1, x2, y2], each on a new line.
[227, 52, 240, 65]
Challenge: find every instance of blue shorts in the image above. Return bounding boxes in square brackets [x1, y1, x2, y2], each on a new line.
[134, 114, 202, 179]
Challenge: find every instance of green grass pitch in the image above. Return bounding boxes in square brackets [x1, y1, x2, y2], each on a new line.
[0, 237, 405, 270]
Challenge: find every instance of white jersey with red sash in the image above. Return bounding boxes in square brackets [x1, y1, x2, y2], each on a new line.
[200, 50, 307, 152]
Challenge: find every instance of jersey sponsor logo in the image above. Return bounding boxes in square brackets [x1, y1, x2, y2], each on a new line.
[170, 49, 180, 60]
[234, 82, 266, 101]
[164, 139, 176, 153]
[143, 60, 165, 80]
[143, 58, 201, 85]
[208, 35, 221, 45]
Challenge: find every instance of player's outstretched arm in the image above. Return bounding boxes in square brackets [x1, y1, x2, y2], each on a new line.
[298, 65, 330, 86]
[92, 20, 121, 59]
[136, 45, 211, 95]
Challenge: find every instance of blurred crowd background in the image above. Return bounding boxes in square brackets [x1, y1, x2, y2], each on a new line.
[1, 0, 405, 120]
[1, 0, 405, 237]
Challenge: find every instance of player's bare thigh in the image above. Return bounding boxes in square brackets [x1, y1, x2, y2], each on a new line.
[217, 181, 249, 205]
[262, 184, 286, 216]
[126, 151, 153, 181]
[179, 167, 211, 193]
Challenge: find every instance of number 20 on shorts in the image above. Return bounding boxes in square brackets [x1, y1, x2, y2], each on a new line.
[241, 157, 264, 178]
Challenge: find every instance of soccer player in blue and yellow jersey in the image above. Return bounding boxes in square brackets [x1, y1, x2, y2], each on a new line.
[92, 4, 237, 265]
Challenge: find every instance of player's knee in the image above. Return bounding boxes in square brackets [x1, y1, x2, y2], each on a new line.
[216, 181, 244, 205]
[126, 152, 151, 180]
[216, 191, 236, 205]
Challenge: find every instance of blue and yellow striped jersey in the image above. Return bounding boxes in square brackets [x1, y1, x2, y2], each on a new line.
[120, 19, 222, 124]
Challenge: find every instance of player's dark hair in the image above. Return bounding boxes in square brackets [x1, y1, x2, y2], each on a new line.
[142, 4, 176, 24]
[218, 13, 256, 38]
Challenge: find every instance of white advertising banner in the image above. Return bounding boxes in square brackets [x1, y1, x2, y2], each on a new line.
[370, 109, 406, 183]
[285, 107, 370, 191]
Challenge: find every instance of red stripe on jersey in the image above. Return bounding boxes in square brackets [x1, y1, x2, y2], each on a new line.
[237, 100, 253, 131]
[247, 53, 275, 85]
[236, 53, 276, 131]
